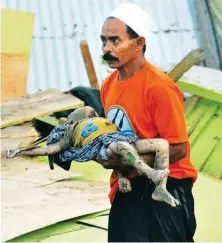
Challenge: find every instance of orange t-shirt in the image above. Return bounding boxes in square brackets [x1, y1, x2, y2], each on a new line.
[100, 60, 198, 203]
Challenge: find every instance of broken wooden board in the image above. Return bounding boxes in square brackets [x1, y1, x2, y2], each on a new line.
[178, 65, 222, 103]
[8, 210, 109, 242]
[1, 157, 82, 185]
[9, 172, 222, 242]
[167, 48, 204, 82]
[178, 79, 222, 103]
[184, 97, 222, 179]
[2, 179, 110, 242]
[1, 123, 38, 138]
[1, 89, 84, 128]
[182, 65, 222, 93]
[1, 157, 110, 242]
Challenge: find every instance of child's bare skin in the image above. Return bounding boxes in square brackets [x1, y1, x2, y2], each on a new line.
[6, 106, 179, 207]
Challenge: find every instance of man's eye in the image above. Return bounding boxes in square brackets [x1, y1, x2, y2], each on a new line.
[112, 39, 119, 45]
[101, 39, 107, 46]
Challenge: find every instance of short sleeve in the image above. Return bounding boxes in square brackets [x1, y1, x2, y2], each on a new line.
[100, 71, 117, 108]
[150, 84, 188, 144]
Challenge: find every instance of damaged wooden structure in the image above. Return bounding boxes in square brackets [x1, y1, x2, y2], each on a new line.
[1, 49, 222, 242]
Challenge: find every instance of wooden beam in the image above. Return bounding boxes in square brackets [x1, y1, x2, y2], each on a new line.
[167, 48, 204, 81]
[177, 79, 222, 103]
[80, 40, 100, 89]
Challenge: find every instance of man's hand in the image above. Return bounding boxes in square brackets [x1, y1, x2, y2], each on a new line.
[96, 150, 155, 170]
[96, 150, 126, 170]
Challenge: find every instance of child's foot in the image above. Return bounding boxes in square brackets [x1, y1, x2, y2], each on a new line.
[118, 177, 132, 193]
[152, 186, 180, 207]
[150, 169, 169, 185]
[6, 148, 21, 158]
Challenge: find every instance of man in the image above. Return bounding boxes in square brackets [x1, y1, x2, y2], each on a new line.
[98, 3, 198, 242]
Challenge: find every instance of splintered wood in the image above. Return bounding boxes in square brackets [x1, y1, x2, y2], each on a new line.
[1, 89, 84, 128]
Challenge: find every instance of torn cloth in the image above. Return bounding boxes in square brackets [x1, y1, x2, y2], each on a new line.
[47, 124, 139, 171]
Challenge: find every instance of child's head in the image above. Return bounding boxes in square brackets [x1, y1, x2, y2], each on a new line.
[66, 106, 98, 124]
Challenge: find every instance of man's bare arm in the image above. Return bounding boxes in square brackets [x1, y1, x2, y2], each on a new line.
[97, 142, 188, 169]
[96, 151, 155, 170]
[169, 142, 187, 164]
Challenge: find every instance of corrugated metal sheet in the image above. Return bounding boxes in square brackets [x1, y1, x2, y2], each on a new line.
[2, 0, 201, 94]
[208, 0, 222, 67]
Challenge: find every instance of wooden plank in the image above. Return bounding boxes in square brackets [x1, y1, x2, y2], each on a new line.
[1, 9, 35, 100]
[189, 102, 219, 145]
[9, 210, 109, 242]
[2, 178, 110, 242]
[191, 113, 222, 171]
[178, 66, 222, 103]
[9, 173, 222, 242]
[34, 116, 59, 127]
[184, 96, 200, 116]
[1, 123, 38, 138]
[185, 98, 209, 135]
[9, 220, 85, 242]
[1, 157, 82, 185]
[199, 115, 222, 176]
[177, 79, 222, 103]
[2, 155, 110, 242]
[167, 48, 204, 81]
[202, 139, 222, 179]
[1, 89, 84, 128]
[181, 65, 222, 93]
[1, 53, 30, 101]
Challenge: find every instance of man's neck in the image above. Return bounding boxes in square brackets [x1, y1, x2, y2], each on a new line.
[118, 57, 145, 81]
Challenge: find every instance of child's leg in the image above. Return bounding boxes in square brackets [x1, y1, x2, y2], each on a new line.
[108, 141, 169, 189]
[135, 139, 169, 169]
[116, 170, 132, 193]
[135, 139, 180, 207]
[6, 143, 62, 158]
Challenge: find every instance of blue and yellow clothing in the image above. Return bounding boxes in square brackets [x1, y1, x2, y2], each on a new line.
[47, 120, 138, 171]
[72, 117, 119, 147]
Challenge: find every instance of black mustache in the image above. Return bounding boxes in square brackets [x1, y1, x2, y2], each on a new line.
[103, 53, 119, 61]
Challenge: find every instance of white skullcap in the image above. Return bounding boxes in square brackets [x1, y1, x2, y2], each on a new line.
[107, 3, 152, 44]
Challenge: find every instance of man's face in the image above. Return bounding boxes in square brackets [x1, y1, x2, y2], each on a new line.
[100, 18, 137, 69]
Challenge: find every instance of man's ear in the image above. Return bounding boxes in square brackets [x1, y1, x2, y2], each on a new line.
[135, 37, 145, 52]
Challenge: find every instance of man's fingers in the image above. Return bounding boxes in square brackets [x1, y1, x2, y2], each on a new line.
[107, 148, 120, 160]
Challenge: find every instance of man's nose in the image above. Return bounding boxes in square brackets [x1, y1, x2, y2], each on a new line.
[102, 41, 112, 53]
